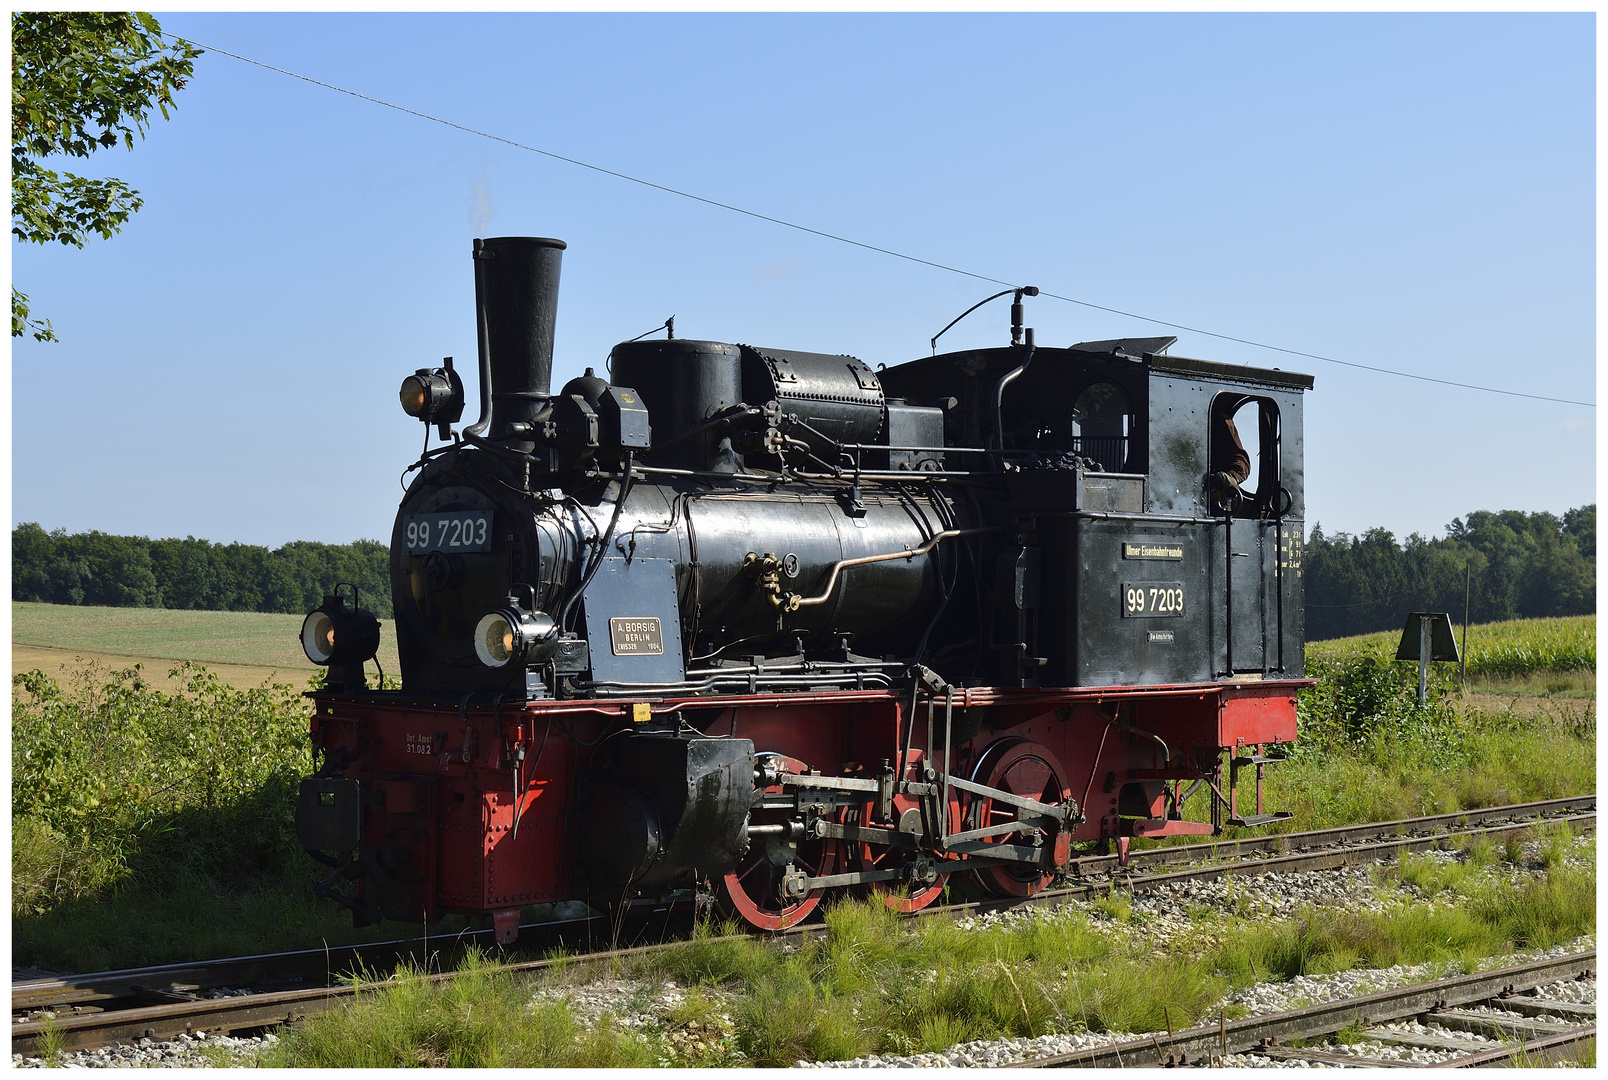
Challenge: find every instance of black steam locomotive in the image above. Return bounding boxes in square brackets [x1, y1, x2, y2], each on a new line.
[295, 237, 1312, 935]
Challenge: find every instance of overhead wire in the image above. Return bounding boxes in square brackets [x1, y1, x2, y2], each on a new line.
[167, 32, 1595, 411]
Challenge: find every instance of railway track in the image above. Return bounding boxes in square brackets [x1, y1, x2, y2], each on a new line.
[1004, 951, 1596, 1068]
[958, 794, 1595, 919]
[12, 795, 1593, 1058]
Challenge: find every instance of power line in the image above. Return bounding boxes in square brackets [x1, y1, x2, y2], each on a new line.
[1033, 291, 1596, 408]
[171, 33, 1595, 410]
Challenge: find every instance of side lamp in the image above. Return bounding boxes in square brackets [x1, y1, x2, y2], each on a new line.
[301, 585, 382, 691]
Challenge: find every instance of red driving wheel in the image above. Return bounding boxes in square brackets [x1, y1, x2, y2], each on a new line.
[967, 738, 1070, 898]
[718, 755, 840, 930]
[848, 750, 956, 913]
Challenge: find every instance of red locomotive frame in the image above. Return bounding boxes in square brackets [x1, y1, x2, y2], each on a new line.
[308, 676, 1304, 936]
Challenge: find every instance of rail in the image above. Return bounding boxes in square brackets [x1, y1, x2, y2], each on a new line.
[1003, 951, 1596, 1068]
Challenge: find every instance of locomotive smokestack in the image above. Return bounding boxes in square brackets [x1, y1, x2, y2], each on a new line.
[472, 236, 566, 439]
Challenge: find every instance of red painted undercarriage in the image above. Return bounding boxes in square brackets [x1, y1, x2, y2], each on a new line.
[302, 678, 1307, 935]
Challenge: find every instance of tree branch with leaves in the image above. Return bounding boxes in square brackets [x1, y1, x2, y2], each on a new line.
[11, 12, 200, 341]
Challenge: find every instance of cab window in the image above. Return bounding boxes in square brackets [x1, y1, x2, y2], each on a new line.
[1209, 394, 1282, 517]
[1070, 380, 1133, 472]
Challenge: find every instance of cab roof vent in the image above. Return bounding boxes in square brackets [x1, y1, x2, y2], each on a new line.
[1070, 336, 1178, 358]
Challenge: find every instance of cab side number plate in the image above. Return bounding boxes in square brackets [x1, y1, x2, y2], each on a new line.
[1122, 582, 1185, 618]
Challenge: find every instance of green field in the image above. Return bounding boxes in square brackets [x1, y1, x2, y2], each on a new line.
[12, 601, 399, 682]
[1306, 614, 1595, 696]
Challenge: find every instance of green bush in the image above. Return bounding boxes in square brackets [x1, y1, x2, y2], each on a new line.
[1296, 651, 1461, 757]
[1273, 619, 1595, 830]
[12, 661, 312, 915]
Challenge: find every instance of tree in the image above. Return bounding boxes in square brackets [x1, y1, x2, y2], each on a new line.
[1563, 504, 1596, 561]
[1306, 505, 1596, 640]
[11, 12, 199, 341]
[12, 522, 56, 601]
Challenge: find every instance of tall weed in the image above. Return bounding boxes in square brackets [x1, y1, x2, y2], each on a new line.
[1465, 863, 1595, 950]
[268, 950, 656, 1067]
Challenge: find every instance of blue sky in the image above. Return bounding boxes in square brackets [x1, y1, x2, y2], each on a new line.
[11, 12, 1596, 548]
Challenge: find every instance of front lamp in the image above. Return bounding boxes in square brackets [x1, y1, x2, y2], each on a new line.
[399, 359, 466, 436]
[300, 591, 381, 667]
[400, 372, 452, 417]
[474, 606, 558, 669]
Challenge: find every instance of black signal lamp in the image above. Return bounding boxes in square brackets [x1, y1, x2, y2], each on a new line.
[301, 586, 382, 691]
[399, 356, 466, 439]
[474, 601, 559, 670]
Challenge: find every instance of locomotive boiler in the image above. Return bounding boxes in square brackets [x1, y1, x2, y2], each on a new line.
[295, 236, 1314, 936]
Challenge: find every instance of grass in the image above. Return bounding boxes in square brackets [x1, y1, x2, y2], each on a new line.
[262, 950, 656, 1067]
[10, 657, 454, 972]
[1263, 710, 1595, 831]
[1510, 1037, 1596, 1068]
[12, 600, 400, 681]
[12, 863, 478, 973]
[1219, 858, 1596, 987]
[1127, 623, 1594, 848]
[268, 837, 1594, 1067]
[1250, 616, 1596, 833]
[34, 1013, 66, 1065]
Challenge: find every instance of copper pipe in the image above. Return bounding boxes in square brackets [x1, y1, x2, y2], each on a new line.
[790, 527, 998, 608]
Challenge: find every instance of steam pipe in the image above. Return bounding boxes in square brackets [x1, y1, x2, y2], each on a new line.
[464, 239, 493, 438]
[788, 527, 999, 608]
[992, 334, 1035, 451]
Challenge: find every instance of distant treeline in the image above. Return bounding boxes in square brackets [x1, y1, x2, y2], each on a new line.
[12, 524, 394, 619]
[1305, 506, 1595, 641]
[12, 506, 1596, 639]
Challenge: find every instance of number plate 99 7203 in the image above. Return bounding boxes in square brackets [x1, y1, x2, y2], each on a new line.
[1121, 582, 1185, 618]
[404, 512, 493, 554]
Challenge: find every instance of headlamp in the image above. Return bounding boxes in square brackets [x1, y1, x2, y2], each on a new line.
[473, 605, 558, 669]
[398, 358, 466, 437]
[301, 611, 337, 663]
[300, 590, 381, 667]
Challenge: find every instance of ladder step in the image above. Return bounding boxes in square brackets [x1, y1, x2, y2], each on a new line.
[1232, 754, 1288, 766]
[1227, 812, 1294, 827]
